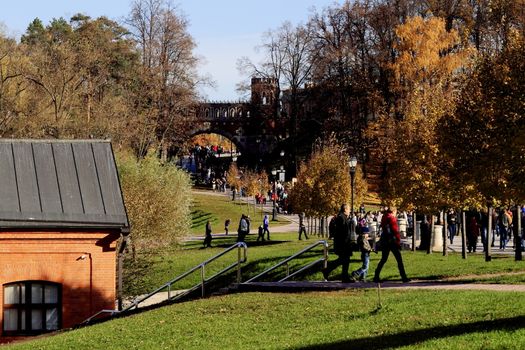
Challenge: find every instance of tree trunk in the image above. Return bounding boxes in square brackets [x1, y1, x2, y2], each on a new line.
[486, 206, 492, 262]
[443, 210, 448, 256]
[461, 210, 467, 259]
[427, 215, 434, 254]
[412, 211, 416, 252]
[515, 205, 522, 261]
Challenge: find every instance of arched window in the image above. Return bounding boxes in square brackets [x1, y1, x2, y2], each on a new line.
[3, 281, 61, 335]
[205, 108, 210, 118]
[229, 109, 235, 117]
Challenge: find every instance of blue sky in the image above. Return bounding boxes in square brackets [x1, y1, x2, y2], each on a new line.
[1, 0, 339, 101]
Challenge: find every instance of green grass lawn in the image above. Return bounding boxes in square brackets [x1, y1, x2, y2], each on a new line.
[9, 289, 525, 349]
[190, 190, 290, 236]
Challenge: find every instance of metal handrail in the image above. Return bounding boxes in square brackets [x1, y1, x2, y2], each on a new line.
[82, 242, 248, 324]
[123, 241, 247, 312]
[244, 240, 329, 283]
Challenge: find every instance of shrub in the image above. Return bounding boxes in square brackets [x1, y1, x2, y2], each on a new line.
[117, 152, 193, 253]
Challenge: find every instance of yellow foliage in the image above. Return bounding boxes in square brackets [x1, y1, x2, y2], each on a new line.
[225, 163, 241, 190]
[376, 15, 471, 211]
[116, 151, 193, 253]
[289, 140, 368, 216]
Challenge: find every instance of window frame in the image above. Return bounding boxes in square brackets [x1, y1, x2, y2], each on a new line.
[3, 281, 62, 336]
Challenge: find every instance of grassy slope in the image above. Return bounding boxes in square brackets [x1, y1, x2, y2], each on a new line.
[190, 191, 290, 236]
[9, 290, 525, 349]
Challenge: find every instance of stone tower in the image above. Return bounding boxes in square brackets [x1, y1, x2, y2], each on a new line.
[250, 77, 279, 107]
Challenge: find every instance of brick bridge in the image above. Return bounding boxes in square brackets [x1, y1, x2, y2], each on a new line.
[186, 78, 290, 169]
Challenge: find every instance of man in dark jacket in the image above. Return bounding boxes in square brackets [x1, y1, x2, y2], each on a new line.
[323, 203, 353, 282]
[373, 207, 409, 283]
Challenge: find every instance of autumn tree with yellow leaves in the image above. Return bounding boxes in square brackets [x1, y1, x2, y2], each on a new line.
[440, 31, 525, 207]
[376, 16, 470, 211]
[289, 138, 368, 218]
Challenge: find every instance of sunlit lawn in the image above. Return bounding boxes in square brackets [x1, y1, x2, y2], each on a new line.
[190, 190, 290, 235]
[9, 289, 525, 349]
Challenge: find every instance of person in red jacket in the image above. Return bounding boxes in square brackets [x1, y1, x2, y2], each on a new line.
[373, 207, 410, 283]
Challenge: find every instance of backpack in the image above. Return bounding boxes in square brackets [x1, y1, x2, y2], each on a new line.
[328, 216, 337, 238]
[381, 218, 394, 244]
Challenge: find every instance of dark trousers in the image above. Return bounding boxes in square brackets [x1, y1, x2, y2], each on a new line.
[264, 227, 270, 240]
[374, 243, 408, 281]
[237, 231, 247, 243]
[299, 226, 308, 240]
[203, 234, 212, 247]
[325, 254, 351, 281]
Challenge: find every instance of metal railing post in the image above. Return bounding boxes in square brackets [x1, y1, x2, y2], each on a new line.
[237, 244, 242, 283]
[322, 240, 329, 269]
[201, 265, 206, 297]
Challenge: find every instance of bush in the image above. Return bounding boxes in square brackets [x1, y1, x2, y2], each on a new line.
[117, 152, 193, 253]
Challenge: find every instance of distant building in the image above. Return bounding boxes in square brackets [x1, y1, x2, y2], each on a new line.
[0, 139, 129, 341]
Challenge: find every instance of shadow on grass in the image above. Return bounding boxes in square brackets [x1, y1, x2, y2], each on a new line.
[297, 315, 525, 349]
[191, 210, 214, 228]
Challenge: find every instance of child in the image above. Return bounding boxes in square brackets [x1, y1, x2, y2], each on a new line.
[263, 215, 270, 240]
[257, 225, 265, 242]
[224, 218, 231, 235]
[351, 228, 372, 281]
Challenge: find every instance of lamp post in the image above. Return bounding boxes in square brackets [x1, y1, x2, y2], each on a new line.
[271, 168, 277, 221]
[348, 156, 357, 214]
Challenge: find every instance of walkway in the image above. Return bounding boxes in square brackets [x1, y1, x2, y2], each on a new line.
[236, 280, 525, 292]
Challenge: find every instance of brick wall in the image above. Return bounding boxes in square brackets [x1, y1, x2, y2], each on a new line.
[0, 230, 120, 337]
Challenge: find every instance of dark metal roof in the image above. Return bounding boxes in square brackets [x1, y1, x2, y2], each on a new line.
[0, 139, 129, 232]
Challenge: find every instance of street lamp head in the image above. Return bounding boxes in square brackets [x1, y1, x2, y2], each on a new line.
[280, 150, 285, 157]
[348, 156, 357, 172]
[271, 168, 277, 176]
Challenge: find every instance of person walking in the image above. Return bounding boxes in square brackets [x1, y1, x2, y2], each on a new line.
[323, 204, 353, 283]
[256, 225, 265, 242]
[498, 208, 511, 250]
[237, 214, 249, 243]
[373, 207, 409, 283]
[263, 214, 270, 240]
[203, 220, 213, 248]
[224, 218, 230, 235]
[467, 215, 480, 253]
[351, 229, 372, 281]
[298, 212, 308, 240]
[447, 209, 457, 245]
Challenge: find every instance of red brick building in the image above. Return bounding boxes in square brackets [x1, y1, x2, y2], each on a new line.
[0, 140, 129, 340]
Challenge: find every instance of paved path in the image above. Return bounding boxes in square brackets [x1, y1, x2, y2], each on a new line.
[237, 280, 525, 292]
